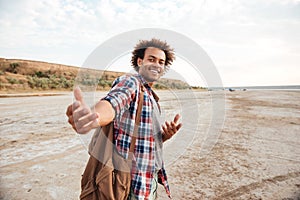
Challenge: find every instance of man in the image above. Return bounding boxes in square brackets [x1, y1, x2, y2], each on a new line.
[66, 38, 182, 199]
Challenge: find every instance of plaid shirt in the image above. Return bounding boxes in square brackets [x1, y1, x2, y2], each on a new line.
[103, 74, 171, 200]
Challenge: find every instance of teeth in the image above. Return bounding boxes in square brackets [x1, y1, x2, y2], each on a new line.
[150, 70, 159, 74]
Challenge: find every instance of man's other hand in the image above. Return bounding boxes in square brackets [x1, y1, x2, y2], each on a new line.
[162, 114, 182, 142]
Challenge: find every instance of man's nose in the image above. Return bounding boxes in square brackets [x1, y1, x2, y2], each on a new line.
[153, 61, 164, 69]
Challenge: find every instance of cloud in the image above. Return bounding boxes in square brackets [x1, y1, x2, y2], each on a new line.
[0, 0, 299, 86]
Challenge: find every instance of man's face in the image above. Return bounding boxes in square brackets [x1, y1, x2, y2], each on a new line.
[137, 47, 166, 83]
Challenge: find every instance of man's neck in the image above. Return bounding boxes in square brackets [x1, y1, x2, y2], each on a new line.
[137, 74, 154, 88]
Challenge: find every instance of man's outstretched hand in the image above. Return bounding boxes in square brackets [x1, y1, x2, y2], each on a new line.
[66, 87, 100, 134]
[162, 114, 182, 142]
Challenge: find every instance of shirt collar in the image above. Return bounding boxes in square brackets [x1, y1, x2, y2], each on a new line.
[136, 74, 160, 102]
[136, 74, 149, 87]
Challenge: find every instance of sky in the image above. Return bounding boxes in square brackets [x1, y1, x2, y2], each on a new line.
[0, 0, 299, 87]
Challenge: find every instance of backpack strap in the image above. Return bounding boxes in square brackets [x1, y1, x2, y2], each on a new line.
[129, 84, 144, 153]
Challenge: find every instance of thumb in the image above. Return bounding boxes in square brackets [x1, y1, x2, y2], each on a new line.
[74, 87, 84, 104]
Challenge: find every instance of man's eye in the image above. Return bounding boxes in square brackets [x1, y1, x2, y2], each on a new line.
[149, 59, 154, 62]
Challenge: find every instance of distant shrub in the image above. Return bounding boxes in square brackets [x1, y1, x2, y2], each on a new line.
[155, 79, 190, 90]
[6, 77, 18, 84]
[153, 83, 167, 89]
[59, 76, 73, 88]
[26, 74, 74, 90]
[98, 79, 112, 88]
[35, 71, 50, 78]
[27, 76, 49, 89]
[7, 63, 19, 74]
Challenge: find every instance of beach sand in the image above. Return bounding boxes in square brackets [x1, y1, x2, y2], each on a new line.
[0, 90, 299, 199]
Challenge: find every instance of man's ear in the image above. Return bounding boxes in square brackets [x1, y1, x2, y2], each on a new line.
[137, 58, 143, 67]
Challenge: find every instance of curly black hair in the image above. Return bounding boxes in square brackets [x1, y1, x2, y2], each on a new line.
[131, 38, 175, 72]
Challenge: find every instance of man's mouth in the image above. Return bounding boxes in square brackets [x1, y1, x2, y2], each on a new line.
[150, 68, 161, 75]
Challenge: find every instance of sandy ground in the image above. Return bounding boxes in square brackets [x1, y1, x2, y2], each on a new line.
[0, 90, 299, 200]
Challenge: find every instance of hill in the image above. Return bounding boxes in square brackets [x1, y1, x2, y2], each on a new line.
[0, 58, 191, 93]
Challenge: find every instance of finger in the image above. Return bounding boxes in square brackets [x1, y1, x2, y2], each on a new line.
[162, 124, 171, 135]
[74, 87, 85, 104]
[162, 125, 167, 134]
[167, 122, 176, 134]
[165, 121, 172, 130]
[162, 124, 174, 141]
[171, 121, 177, 129]
[77, 118, 99, 134]
[72, 101, 81, 113]
[173, 114, 180, 124]
[77, 123, 92, 134]
[66, 102, 80, 116]
[68, 115, 74, 125]
[165, 122, 172, 134]
[176, 123, 182, 131]
[162, 126, 170, 138]
[66, 105, 73, 116]
[75, 113, 99, 130]
[73, 107, 90, 122]
[169, 121, 177, 132]
[67, 115, 78, 131]
[75, 112, 98, 127]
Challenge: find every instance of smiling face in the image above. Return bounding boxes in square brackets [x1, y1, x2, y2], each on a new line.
[137, 47, 166, 83]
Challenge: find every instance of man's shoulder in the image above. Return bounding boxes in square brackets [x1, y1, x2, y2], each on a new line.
[112, 73, 140, 87]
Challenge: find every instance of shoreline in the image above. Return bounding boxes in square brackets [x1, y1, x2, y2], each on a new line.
[0, 88, 208, 98]
[0, 92, 70, 98]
